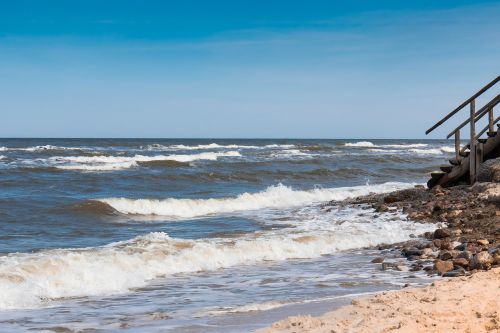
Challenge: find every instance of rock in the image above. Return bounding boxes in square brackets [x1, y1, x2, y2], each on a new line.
[476, 157, 500, 182]
[450, 241, 462, 250]
[452, 257, 469, 268]
[442, 267, 466, 277]
[439, 241, 453, 250]
[421, 248, 433, 257]
[376, 204, 389, 212]
[381, 262, 398, 271]
[396, 265, 409, 272]
[432, 239, 442, 248]
[383, 194, 400, 204]
[477, 239, 489, 246]
[457, 251, 473, 261]
[402, 247, 422, 257]
[434, 260, 454, 274]
[434, 228, 451, 239]
[470, 251, 493, 270]
[439, 250, 454, 261]
[492, 251, 500, 265]
[371, 257, 384, 263]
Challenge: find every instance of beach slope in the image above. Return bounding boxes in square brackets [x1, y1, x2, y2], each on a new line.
[258, 268, 499, 333]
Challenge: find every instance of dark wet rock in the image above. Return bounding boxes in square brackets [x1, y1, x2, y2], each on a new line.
[434, 228, 451, 239]
[402, 247, 422, 257]
[442, 267, 466, 277]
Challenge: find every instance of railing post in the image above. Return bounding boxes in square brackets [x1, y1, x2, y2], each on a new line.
[469, 99, 476, 184]
[455, 129, 461, 161]
[488, 108, 494, 133]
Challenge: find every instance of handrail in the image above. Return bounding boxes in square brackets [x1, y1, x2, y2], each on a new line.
[426, 75, 500, 134]
[446, 94, 500, 138]
[476, 115, 500, 139]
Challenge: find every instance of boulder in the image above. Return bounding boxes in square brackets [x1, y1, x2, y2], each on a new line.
[476, 157, 500, 182]
[452, 257, 469, 268]
[470, 251, 493, 270]
[434, 228, 451, 239]
[434, 260, 454, 274]
[456, 251, 473, 261]
[439, 250, 454, 261]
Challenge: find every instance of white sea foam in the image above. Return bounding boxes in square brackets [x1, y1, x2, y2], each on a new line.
[344, 141, 376, 148]
[0, 206, 434, 310]
[381, 143, 429, 148]
[269, 149, 313, 159]
[144, 143, 295, 151]
[45, 151, 241, 171]
[99, 182, 414, 218]
[345, 142, 431, 149]
[0, 155, 5, 160]
[409, 147, 455, 155]
[0, 145, 84, 152]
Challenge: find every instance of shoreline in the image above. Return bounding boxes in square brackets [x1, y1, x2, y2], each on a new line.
[257, 171, 500, 332]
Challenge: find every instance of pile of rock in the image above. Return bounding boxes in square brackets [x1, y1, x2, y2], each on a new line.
[394, 227, 500, 277]
[336, 161, 500, 277]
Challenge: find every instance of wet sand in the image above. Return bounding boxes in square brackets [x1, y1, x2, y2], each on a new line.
[258, 267, 499, 333]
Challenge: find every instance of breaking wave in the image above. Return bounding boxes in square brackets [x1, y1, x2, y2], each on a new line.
[344, 141, 376, 148]
[0, 210, 434, 310]
[98, 182, 415, 218]
[144, 143, 295, 151]
[45, 151, 241, 171]
[345, 141, 430, 149]
[0, 145, 84, 152]
[409, 147, 454, 155]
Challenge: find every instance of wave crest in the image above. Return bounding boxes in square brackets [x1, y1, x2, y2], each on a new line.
[98, 182, 415, 218]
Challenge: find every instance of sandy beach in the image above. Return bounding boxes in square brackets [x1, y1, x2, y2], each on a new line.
[258, 267, 499, 333]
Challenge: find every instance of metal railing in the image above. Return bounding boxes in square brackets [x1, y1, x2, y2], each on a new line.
[426, 75, 500, 184]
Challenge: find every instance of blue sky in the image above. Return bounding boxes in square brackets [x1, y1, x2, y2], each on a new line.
[1, 0, 499, 138]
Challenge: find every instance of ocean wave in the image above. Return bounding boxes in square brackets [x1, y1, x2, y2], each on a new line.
[44, 151, 241, 171]
[344, 141, 376, 148]
[0, 211, 434, 310]
[98, 182, 415, 218]
[0, 155, 5, 160]
[0, 145, 84, 152]
[144, 143, 295, 151]
[345, 142, 431, 149]
[409, 147, 454, 155]
[268, 149, 313, 159]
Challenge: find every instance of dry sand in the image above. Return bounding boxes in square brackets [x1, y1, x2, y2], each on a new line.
[257, 267, 499, 333]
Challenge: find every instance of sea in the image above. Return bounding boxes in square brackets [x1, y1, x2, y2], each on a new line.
[0, 138, 453, 332]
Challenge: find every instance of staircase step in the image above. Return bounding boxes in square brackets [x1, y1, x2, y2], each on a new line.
[431, 171, 446, 179]
[487, 131, 497, 137]
[440, 165, 453, 173]
[478, 138, 488, 144]
[459, 151, 470, 157]
[449, 158, 461, 165]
